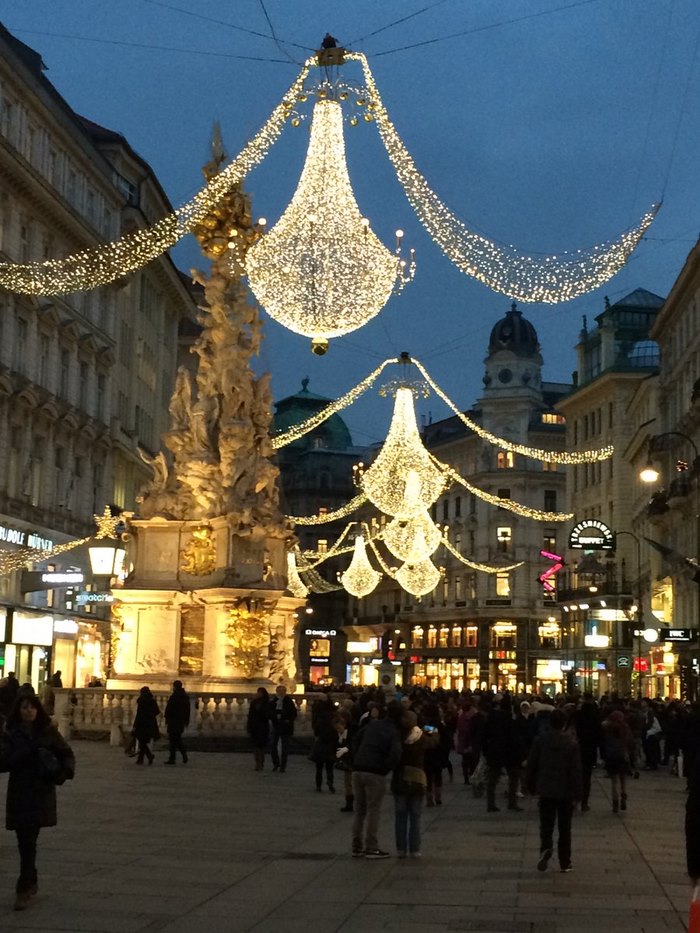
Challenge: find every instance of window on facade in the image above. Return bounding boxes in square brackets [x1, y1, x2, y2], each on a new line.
[451, 626, 462, 647]
[79, 361, 88, 409]
[14, 318, 27, 372]
[465, 625, 478, 647]
[411, 626, 424, 648]
[496, 572, 511, 597]
[608, 402, 614, 428]
[442, 576, 449, 603]
[497, 450, 515, 469]
[96, 374, 106, 421]
[454, 532, 461, 552]
[60, 349, 70, 398]
[442, 500, 449, 521]
[543, 531, 557, 553]
[470, 494, 476, 515]
[466, 573, 476, 599]
[317, 539, 328, 554]
[497, 526, 512, 551]
[491, 622, 516, 648]
[427, 627, 437, 648]
[455, 495, 462, 517]
[541, 413, 565, 424]
[544, 490, 557, 512]
[538, 623, 561, 649]
[497, 488, 511, 510]
[542, 460, 558, 472]
[438, 626, 449, 648]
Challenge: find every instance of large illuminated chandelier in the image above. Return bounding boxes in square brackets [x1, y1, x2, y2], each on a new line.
[246, 98, 414, 355]
[0, 50, 656, 311]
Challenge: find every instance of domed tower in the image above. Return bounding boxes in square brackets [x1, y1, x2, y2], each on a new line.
[483, 301, 543, 400]
[479, 302, 544, 444]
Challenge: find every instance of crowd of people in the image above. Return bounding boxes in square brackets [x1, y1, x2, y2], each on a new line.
[1, 675, 698, 912]
[280, 686, 700, 876]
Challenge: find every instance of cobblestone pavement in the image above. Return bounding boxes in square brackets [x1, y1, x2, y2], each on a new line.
[0, 742, 692, 932]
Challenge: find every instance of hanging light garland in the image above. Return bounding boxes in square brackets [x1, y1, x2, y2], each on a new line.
[246, 98, 414, 354]
[440, 535, 523, 574]
[286, 492, 367, 526]
[413, 359, 612, 464]
[286, 550, 309, 598]
[0, 52, 655, 306]
[273, 355, 613, 463]
[442, 463, 573, 522]
[272, 359, 393, 449]
[350, 52, 659, 304]
[0, 535, 91, 577]
[0, 61, 314, 295]
[295, 549, 344, 593]
[359, 386, 448, 518]
[340, 533, 382, 598]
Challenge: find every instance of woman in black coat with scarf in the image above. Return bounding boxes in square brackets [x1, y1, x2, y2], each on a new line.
[0, 693, 75, 910]
[132, 686, 161, 765]
[247, 687, 270, 771]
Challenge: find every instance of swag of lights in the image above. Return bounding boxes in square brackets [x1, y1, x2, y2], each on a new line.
[412, 360, 612, 464]
[350, 52, 658, 303]
[274, 355, 612, 465]
[246, 98, 414, 351]
[0, 53, 655, 308]
[0, 63, 314, 295]
[441, 463, 573, 522]
[286, 550, 309, 598]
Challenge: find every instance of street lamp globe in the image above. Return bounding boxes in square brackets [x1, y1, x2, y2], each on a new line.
[643, 628, 658, 644]
[640, 461, 660, 484]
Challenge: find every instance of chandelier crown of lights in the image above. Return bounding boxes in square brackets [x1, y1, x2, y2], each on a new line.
[246, 97, 414, 352]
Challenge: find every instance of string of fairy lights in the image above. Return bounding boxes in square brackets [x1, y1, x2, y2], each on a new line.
[351, 51, 659, 303]
[0, 52, 655, 309]
[0, 60, 313, 295]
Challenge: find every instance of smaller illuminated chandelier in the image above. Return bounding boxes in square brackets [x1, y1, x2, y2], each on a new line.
[382, 508, 443, 562]
[395, 528, 442, 597]
[340, 532, 381, 598]
[246, 98, 414, 354]
[359, 386, 447, 518]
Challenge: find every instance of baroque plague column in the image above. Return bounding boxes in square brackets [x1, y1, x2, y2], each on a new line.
[108, 134, 303, 691]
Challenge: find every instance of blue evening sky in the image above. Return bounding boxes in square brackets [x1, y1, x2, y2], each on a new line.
[4, 0, 700, 446]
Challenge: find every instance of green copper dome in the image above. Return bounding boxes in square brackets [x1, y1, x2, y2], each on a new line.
[273, 378, 353, 451]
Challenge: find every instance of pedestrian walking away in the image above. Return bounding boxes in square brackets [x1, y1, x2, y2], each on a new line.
[247, 687, 270, 771]
[309, 691, 337, 793]
[163, 680, 190, 765]
[602, 710, 634, 813]
[0, 693, 75, 911]
[526, 708, 582, 873]
[132, 686, 160, 765]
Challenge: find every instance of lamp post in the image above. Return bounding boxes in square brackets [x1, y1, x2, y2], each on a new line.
[87, 507, 127, 679]
[615, 530, 643, 698]
[640, 431, 700, 701]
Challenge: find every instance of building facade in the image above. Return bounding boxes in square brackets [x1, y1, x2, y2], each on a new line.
[556, 289, 665, 697]
[0, 25, 195, 689]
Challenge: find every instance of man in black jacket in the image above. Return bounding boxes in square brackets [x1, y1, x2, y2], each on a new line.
[351, 702, 402, 859]
[164, 681, 190, 765]
[526, 708, 582, 873]
[269, 685, 297, 773]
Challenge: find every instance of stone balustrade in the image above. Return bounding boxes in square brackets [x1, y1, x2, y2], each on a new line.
[53, 689, 322, 746]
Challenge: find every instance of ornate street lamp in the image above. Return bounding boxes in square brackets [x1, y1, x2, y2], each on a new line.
[88, 507, 126, 581]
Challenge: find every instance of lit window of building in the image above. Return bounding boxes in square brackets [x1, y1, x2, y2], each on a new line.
[427, 626, 437, 648]
[497, 450, 515, 469]
[451, 626, 462, 647]
[317, 538, 328, 554]
[491, 622, 516, 649]
[411, 626, 424, 648]
[496, 572, 510, 597]
[465, 625, 478, 647]
[497, 526, 512, 551]
[439, 626, 449, 648]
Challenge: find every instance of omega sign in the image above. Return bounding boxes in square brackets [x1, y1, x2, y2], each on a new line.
[568, 519, 615, 551]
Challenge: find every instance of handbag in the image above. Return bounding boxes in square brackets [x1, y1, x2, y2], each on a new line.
[37, 746, 64, 784]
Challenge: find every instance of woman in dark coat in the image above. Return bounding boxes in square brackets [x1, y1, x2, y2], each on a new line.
[247, 687, 270, 771]
[310, 692, 337, 792]
[0, 694, 75, 910]
[602, 710, 634, 813]
[132, 686, 160, 765]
